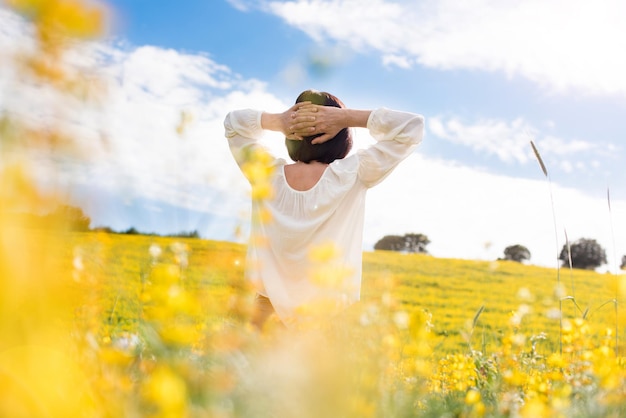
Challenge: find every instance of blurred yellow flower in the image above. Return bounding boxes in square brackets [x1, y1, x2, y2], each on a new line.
[141, 366, 187, 417]
[310, 263, 353, 289]
[519, 398, 551, 418]
[8, 0, 106, 39]
[309, 242, 340, 262]
[465, 388, 481, 405]
[98, 346, 135, 367]
[547, 353, 565, 368]
[241, 148, 275, 202]
[150, 263, 181, 286]
[251, 182, 274, 200]
[158, 323, 199, 346]
[503, 369, 526, 387]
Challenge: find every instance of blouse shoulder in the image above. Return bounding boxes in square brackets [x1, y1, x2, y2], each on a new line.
[326, 154, 359, 185]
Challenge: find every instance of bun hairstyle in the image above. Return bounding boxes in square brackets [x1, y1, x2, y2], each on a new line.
[285, 90, 353, 164]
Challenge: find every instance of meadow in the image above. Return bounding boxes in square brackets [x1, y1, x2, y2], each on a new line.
[68, 231, 624, 355]
[3, 229, 624, 417]
[2, 1, 626, 415]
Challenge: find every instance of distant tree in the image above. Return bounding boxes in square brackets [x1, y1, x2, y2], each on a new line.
[374, 235, 405, 252]
[123, 227, 139, 235]
[92, 226, 115, 234]
[374, 233, 430, 253]
[621, 255, 626, 270]
[404, 233, 430, 254]
[169, 230, 200, 238]
[502, 244, 531, 263]
[46, 204, 90, 231]
[559, 238, 607, 270]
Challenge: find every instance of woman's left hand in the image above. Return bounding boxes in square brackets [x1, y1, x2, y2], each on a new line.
[289, 104, 346, 144]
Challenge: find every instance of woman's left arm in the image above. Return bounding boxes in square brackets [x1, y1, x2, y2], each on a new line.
[288, 104, 372, 144]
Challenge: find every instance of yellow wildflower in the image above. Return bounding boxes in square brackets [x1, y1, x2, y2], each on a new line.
[141, 366, 187, 417]
[308, 241, 340, 262]
[465, 388, 481, 405]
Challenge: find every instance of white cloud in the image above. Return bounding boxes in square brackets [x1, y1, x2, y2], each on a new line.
[430, 116, 536, 164]
[225, 0, 255, 12]
[382, 54, 412, 69]
[539, 135, 596, 156]
[2, 7, 625, 271]
[257, 0, 626, 97]
[364, 154, 626, 271]
[429, 116, 598, 170]
[0, 8, 286, 218]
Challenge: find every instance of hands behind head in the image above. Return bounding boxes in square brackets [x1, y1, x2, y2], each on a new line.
[285, 102, 346, 144]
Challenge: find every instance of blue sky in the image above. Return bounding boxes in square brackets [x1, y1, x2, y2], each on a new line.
[2, 0, 626, 269]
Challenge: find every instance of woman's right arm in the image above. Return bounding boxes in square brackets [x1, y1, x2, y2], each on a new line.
[225, 102, 314, 146]
[224, 103, 313, 164]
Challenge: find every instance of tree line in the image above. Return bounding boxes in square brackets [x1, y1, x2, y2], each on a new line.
[13, 204, 624, 270]
[375, 233, 625, 271]
[7, 204, 200, 239]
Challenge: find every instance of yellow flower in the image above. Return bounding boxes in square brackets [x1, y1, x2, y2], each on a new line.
[141, 366, 187, 417]
[98, 346, 134, 367]
[503, 369, 525, 387]
[251, 182, 274, 200]
[295, 298, 342, 318]
[9, 0, 106, 39]
[618, 274, 626, 299]
[310, 263, 353, 289]
[158, 322, 199, 346]
[150, 263, 181, 286]
[520, 398, 551, 418]
[382, 333, 399, 349]
[465, 388, 481, 405]
[308, 242, 340, 262]
[547, 353, 565, 368]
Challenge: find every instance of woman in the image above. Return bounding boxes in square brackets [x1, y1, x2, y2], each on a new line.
[225, 90, 424, 329]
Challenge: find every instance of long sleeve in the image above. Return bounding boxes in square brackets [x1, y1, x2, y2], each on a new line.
[357, 108, 424, 188]
[224, 105, 423, 325]
[224, 109, 280, 185]
[224, 109, 266, 167]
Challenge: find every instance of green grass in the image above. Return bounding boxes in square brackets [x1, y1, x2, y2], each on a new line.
[5, 229, 625, 417]
[68, 232, 625, 355]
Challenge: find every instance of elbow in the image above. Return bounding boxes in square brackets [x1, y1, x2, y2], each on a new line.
[415, 115, 425, 144]
[223, 112, 236, 139]
[406, 114, 425, 145]
[414, 114, 425, 132]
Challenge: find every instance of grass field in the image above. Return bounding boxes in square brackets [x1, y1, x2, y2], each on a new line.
[2, 229, 626, 417]
[3, 0, 626, 415]
[76, 231, 623, 354]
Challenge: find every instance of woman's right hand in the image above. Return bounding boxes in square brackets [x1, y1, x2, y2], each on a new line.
[290, 104, 347, 144]
[263, 102, 313, 140]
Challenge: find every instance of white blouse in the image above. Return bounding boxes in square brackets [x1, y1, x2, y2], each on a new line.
[224, 107, 424, 325]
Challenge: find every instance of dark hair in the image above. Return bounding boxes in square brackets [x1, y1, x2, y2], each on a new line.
[285, 90, 352, 164]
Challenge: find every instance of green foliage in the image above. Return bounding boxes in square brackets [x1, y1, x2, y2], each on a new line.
[503, 244, 531, 263]
[374, 235, 406, 251]
[51, 205, 91, 231]
[560, 238, 607, 270]
[31, 232, 626, 417]
[374, 233, 430, 253]
[2, 204, 91, 231]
